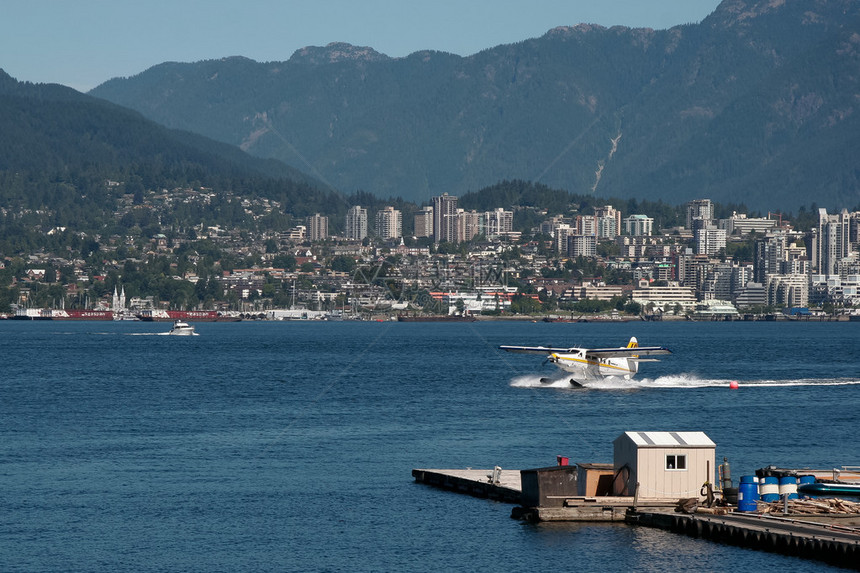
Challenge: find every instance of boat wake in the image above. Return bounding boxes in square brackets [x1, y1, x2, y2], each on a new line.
[509, 373, 860, 390]
[127, 332, 171, 336]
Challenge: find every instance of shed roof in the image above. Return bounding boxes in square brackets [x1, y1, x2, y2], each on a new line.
[616, 431, 715, 448]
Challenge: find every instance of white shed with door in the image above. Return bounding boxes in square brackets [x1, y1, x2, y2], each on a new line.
[613, 431, 715, 499]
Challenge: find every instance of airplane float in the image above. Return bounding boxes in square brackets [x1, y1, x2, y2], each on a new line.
[500, 336, 671, 387]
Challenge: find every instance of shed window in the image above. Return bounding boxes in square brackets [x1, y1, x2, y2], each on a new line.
[666, 454, 687, 470]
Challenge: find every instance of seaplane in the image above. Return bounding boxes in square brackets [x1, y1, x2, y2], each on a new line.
[500, 337, 671, 387]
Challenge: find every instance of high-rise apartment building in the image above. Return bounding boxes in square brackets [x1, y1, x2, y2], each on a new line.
[812, 208, 850, 276]
[484, 208, 513, 238]
[686, 199, 713, 230]
[754, 232, 786, 283]
[432, 193, 458, 243]
[414, 206, 433, 238]
[568, 235, 597, 258]
[457, 209, 481, 242]
[693, 220, 726, 256]
[375, 206, 402, 240]
[307, 213, 329, 242]
[345, 205, 368, 240]
[575, 215, 597, 236]
[594, 205, 622, 239]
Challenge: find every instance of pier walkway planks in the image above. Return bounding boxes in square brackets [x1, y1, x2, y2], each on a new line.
[631, 511, 860, 570]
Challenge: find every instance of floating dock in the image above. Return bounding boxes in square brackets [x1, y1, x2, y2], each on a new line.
[512, 497, 676, 522]
[413, 434, 860, 568]
[413, 466, 860, 568]
[411, 468, 521, 503]
[411, 467, 677, 521]
[630, 511, 860, 570]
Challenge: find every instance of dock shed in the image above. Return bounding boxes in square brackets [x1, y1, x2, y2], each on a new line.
[613, 431, 715, 499]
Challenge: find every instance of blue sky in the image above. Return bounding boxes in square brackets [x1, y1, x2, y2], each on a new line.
[2, 0, 720, 92]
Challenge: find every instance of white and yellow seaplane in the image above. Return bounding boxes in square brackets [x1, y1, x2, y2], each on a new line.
[500, 337, 671, 387]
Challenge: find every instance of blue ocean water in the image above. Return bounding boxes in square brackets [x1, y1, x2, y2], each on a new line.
[1, 320, 857, 572]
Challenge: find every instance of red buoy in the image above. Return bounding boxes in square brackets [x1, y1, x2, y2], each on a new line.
[729, 380, 739, 389]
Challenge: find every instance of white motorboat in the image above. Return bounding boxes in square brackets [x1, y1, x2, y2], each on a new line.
[167, 320, 197, 336]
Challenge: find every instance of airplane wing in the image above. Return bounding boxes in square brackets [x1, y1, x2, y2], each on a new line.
[585, 346, 672, 358]
[500, 344, 671, 358]
[499, 345, 576, 355]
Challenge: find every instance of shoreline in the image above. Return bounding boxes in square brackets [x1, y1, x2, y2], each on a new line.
[2, 312, 855, 323]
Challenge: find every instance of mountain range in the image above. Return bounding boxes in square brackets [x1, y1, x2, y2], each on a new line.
[0, 69, 349, 238]
[88, 0, 860, 212]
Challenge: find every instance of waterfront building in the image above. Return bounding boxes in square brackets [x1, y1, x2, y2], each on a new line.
[613, 431, 715, 498]
[766, 273, 809, 308]
[732, 264, 755, 296]
[809, 274, 860, 306]
[631, 280, 697, 311]
[692, 300, 740, 320]
[733, 282, 768, 308]
[307, 213, 329, 242]
[432, 193, 458, 243]
[375, 206, 402, 240]
[414, 206, 433, 238]
[438, 289, 516, 314]
[700, 262, 735, 301]
[575, 284, 624, 301]
[345, 206, 368, 240]
[624, 214, 653, 237]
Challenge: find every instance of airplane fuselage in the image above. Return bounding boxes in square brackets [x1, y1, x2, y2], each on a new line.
[549, 349, 637, 380]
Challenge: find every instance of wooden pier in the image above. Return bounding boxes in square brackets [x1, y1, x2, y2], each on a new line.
[630, 511, 860, 570]
[411, 468, 522, 503]
[413, 466, 860, 568]
[513, 497, 677, 522]
[412, 467, 677, 520]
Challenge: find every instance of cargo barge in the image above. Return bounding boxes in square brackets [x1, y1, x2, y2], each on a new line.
[12, 309, 113, 320]
[50, 309, 114, 320]
[135, 310, 241, 322]
[397, 314, 476, 322]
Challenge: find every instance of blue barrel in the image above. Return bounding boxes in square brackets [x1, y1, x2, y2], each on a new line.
[778, 476, 798, 499]
[797, 475, 816, 495]
[738, 475, 759, 512]
[760, 476, 779, 502]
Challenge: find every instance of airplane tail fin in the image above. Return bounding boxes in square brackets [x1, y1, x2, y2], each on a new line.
[627, 337, 639, 374]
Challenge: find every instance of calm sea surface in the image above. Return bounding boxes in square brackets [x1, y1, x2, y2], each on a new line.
[1, 320, 858, 572]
